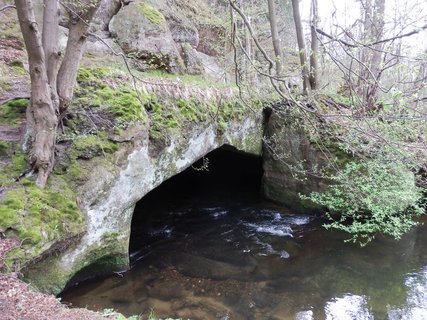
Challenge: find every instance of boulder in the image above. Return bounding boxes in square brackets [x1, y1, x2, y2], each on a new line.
[85, 31, 124, 56]
[93, 0, 123, 32]
[197, 24, 225, 56]
[180, 43, 204, 75]
[168, 17, 199, 48]
[192, 50, 226, 80]
[181, 44, 226, 80]
[109, 1, 184, 73]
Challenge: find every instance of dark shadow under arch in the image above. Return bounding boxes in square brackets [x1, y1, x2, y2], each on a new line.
[129, 145, 263, 257]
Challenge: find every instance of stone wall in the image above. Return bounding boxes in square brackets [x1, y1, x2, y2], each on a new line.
[262, 110, 329, 212]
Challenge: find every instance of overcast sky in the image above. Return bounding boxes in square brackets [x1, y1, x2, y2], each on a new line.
[299, 0, 427, 55]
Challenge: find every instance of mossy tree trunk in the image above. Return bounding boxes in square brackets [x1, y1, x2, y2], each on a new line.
[15, 0, 100, 188]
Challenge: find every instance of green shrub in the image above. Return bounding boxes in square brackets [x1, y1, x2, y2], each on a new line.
[303, 160, 424, 245]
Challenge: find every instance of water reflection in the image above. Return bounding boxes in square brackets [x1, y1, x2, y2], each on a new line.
[325, 295, 373, 320]
[388, 266, 427, 320]
[60, 201, 427, 320]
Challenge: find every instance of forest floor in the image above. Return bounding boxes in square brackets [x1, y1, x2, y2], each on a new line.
[0, 238, 121, 320]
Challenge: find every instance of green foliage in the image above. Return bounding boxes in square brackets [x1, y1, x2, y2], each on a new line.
[0, 98, 28, 125]
[303, 160, 424, 245]
[138, 3, 165, 25]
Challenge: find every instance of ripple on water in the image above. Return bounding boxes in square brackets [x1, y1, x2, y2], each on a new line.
[244, 222, 293, 237]
[325, 294, 373, 320]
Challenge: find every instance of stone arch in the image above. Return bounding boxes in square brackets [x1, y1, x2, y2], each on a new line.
[28, 115, 264, 294]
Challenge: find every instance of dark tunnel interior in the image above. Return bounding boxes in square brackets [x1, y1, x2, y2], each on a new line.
[129, 145, 263, 256]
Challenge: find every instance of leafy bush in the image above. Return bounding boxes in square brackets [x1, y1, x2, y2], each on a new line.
[303, 160, 424, 245]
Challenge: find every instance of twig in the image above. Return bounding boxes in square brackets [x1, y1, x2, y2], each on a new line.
[0, 4, 16, 13]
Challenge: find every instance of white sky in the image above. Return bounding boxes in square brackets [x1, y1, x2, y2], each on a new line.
[299, 0, 427, 55]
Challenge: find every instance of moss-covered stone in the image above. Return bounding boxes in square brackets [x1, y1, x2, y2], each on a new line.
[0, 98, 28, 125]
[72, 133, 119, 159]
[261, 110, 330, 211]
[0, 141, 10, 156]
[0, 147, 28, 187]
[74, 67, 147, 124]
[138, 3, 165, 25]
[0, 178, 85, 273]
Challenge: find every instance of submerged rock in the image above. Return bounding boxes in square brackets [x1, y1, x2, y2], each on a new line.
[171, 253, 257, 281]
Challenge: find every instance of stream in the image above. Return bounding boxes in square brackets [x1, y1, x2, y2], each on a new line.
[60, 149, 427, 320]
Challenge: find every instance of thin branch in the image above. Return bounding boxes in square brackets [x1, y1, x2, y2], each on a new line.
[369, 23, 427, 46]
[316, 28, 357, 47]
[0, 4, 16, 13]
[316, 23, 427, 52]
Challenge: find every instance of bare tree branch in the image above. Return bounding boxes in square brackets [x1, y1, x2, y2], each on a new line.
[0, 4, 16, 12]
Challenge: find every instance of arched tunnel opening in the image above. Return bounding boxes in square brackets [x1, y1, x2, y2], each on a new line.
[129, 145, 264, 259]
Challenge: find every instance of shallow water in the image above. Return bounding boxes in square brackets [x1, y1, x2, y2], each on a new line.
[60, 194, 427, 320]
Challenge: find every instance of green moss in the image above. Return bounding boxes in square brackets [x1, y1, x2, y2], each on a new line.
[61, 160, 90, 184]
[76, 67, 112, 83]
[0, 148, 28, 187]
[0, 98, 28, 125]
[0, 178, 85, 272]
[12, 64, 27, 75]
[177, 98, 205, 122]
[138, 3, 165, 25]
[110, 88, 146, 122]
[72, 132, 118, 159]
[0, 141, 10, 156]
[74, 67, 147, 124]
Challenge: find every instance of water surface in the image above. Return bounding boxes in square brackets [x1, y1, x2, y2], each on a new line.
[61, 195, 427, 320]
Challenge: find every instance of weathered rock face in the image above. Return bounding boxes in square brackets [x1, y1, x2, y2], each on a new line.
[262, 110, 329, 212]
[25, 111, 264, 294]
[168, 18, 200, 48]
[93, 0, 123, 32]
[106, 0, 226, 76]
[109, 2, 184, 73]
[197, 25, 224, 56]
[181, 45, 225, 80]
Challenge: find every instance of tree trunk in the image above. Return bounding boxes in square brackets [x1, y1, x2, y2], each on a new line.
[291, 0, 311, 95]
[57, 3, 99, 115]
[15, 0, 101, 187]
[362, 0, 385, 111]
[42, 0, 60, 112]
[15, 0, 58, 188]
[267, 0, 282, 77]
[309, 0, 318, 90]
